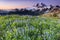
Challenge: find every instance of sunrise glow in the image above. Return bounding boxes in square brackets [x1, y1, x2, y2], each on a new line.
[0, 0, 60, 9]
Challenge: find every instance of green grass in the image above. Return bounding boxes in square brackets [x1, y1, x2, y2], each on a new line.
[0, 15, 60, 40]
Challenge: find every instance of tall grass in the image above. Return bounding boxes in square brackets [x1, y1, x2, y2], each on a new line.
[0, 15, 60, 40]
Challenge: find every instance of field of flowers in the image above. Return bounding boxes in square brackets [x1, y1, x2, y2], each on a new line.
[0, 15, 60, 40]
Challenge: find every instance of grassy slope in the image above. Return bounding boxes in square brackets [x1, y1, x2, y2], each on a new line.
[0, 15, 60, 40]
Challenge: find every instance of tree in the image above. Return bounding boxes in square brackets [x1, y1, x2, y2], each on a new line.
[14, 8, 19, 12]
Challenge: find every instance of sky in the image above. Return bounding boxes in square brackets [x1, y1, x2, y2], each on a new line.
[0, 0, 60, 9]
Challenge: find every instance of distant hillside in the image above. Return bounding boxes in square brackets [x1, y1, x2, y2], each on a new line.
[42, 6, 60, 18]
